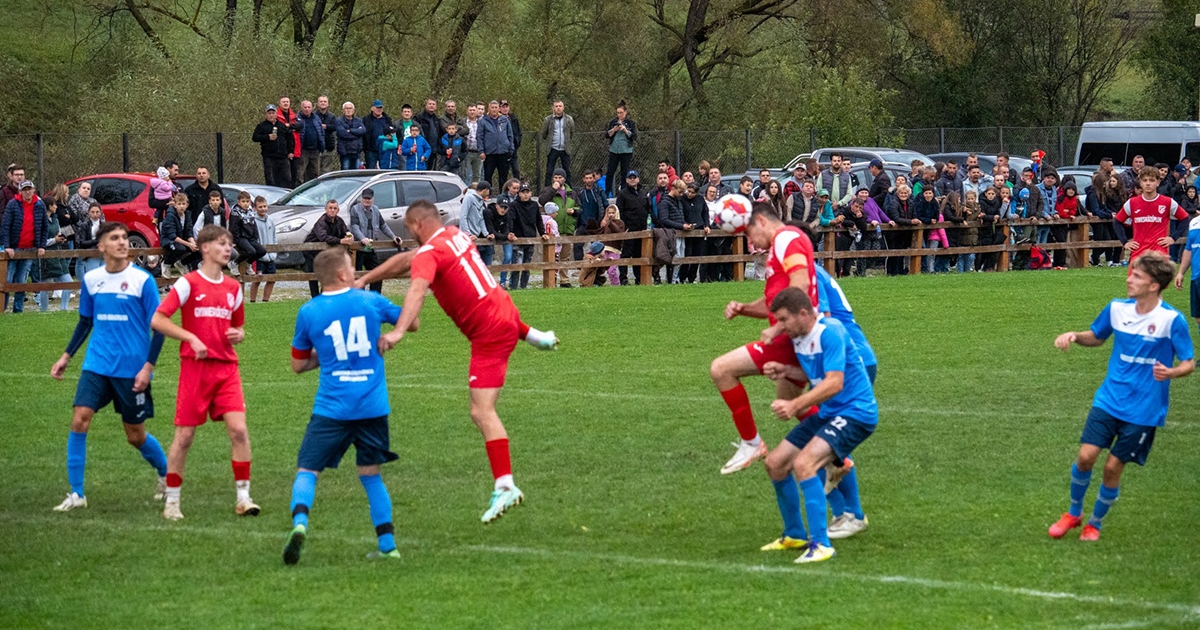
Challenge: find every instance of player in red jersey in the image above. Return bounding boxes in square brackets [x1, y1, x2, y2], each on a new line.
[355, 200, 558, 524]
[709, 204, 818, 475]
[151, 225, 258, 521]
[1116, 166, 1189, 263]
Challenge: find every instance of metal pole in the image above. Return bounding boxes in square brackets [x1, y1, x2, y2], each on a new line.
[998, 126, 1004, 153]
[216, 132, 225, 184]
[36, 133, 44, 192]
[534, 135, 542, 188]
[939, 128, 946, 153]
[745, 129, 752, 171]
[1058, 126, 1065, 166]
[809, 128, 816, 152]
[674, 130, 682, 175]
[122, 133, 130, 173]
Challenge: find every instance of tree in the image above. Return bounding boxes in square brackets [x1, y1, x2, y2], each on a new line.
[1132, 0, 1200, 119]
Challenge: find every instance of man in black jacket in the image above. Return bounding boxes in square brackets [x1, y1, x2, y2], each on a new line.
[866, 159, 891, 209]
[499, 100, 522, 179]
[616, 171, 649, 285]
[679, 182, 710, 283]
[415, 98, 444, 171]
[302, 199, 354, 297]
[508, 184, 546, 290]
[252, 105, 293, 187]
[183, 167, 224, 230]
[315, 95, 338, 175]
[361, 100, 393, 169]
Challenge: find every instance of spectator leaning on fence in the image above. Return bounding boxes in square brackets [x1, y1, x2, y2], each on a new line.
[50, 184, 77, 252]
[605, 100, 637, 198]
[39, 195, 72, 311]
[296, 100, 326, 184]
[616, 171, 650, 285]
[315, 95, 338, 175]
[250, 196, 277, 303]
[574, 169, 606, 262]
[540, 100, 574, 187]
[539, 169, 578, 251]
[253, 104, 294, 187]
[348, 188, 402, 293]
[484, 198, 515, 284]
[1, 180, 48, 313]
[509, 183, 547, 290]
[677, 182, 709, 284]
[652, 178, 689, 285]
[361, 100, 392, 169]
[302, 199, 354, 298]
[333, 102, 366, 171]
[229, 192, 266, 278]
[867, 159, 890, 209]
[461, 182, 491, 263]
[884, 183, 916, 276]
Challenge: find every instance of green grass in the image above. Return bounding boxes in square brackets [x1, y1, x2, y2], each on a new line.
[3, 269, 1200, 629]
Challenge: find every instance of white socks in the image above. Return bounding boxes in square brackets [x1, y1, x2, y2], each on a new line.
[494, 474, 514, 491]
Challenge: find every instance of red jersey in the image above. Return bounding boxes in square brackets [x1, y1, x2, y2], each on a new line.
[410, 226, 518, 338]
[157, 270, 245, 363]
[764, 225, 817, 324]
[1116, 194, 1188, 260]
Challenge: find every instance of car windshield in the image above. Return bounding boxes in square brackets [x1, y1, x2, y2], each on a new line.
[275, 176, 370, 206]
[882, 150, 933, 166]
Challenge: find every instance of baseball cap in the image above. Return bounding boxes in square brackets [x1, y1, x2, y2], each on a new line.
[372, 99, 384, 108]
[793, 164, 806, 171]
[361, 188, 375, 199]
[18, 180, 34, 190]
[1175, 164, 1188, 174]
[500, 100, 510, 106]
[519, 183, 531, 192]
[868, 158, 884, 169]
[818, 188, 829, 197]
[544, 202, 559, 214]
[626, 170, 639, 178]
[266, 104, 277, 112]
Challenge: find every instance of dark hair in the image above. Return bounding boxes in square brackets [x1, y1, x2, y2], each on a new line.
[996, 152, 1010, 160]
[88, 199, 102, 211]
[7, 163, 23, 174]
[208, 189, 222, 198]
[750, 202, 781, 223]
[739, 176, 754, 185]
[254, 195, 268, 206]
[163, 160, 178, 169]
[769, 286, 815, 315]
[829, 152, 843, 160]
[616, 99, 627, 110]
[96, 221, 128, 240]
[1154, 162, 1170, 170]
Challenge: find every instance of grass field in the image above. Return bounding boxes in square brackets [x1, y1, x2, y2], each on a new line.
[2, 268, 1199, 629]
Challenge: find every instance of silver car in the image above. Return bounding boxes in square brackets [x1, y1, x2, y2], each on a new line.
[271, 170, 467, 267]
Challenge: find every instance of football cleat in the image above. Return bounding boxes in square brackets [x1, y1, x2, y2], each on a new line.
[163, 501, 184, 521]
[365, 549, 401, 561]
[795, 543, 836, 564]
[531, 330, 559, 351]
[823, 458, 854, 494]
[760, 535, 809, 552]
[1080, 524, 1101, 541]
[52, 492, 87, 512]
[235, 499, 261, 517]
[283, 525, 307, 565]
[720, 440, 767, 475]
[1048, 513, 1082, 539]
[828, 515, 869, 540]
[482, 486, 525, 524]
[154, 476, 167, 501]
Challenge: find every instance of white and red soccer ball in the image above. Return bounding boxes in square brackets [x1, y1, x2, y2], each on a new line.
[712, 194, 753, 234]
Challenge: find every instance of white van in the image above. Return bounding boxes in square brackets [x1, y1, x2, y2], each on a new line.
[1075, 121, 1200, 167]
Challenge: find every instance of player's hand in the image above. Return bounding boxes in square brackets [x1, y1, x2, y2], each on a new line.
[760, 324, 780, 345]
[1175, 273, 1184, 290]
[770, 398, 798, 420]
[724, 301, 743, 320]
[133, 364, 153, 392]
[1153, 361, 1172, 381]
[378, 329, 403, 354]
[541, 234, 550, 241]
[226, 327, 245, 345]
[1124, 240, 1139, 252]
[51, 353, 70, 380]
[1054, 332, 1076, 351]
[762, 361, 788, 381]
[1157, 236, 1175, 248]
[188, 337, 209, 359]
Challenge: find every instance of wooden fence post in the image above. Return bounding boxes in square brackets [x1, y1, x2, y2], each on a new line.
[542, 242, 557, 289]
[909, 227, 924, 275]
[0, 251, 8, 315]
[640, 232, 653, 286]
[822, 231, 836, 275]
[732, 235, 745, 281]
[998, 225, 1011, 272]
[1069, 220, 1090, 269]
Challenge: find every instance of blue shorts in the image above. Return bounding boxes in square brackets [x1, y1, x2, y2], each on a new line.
[1081, 406, 1156, 466]
[786, 414, 875, 462]
[1190, 277, 1200, 318]
[296, 414, 398, 471]
[256, 259, 277, 275]
[73, 370, 154, 424]
[866, 363, 877, 385]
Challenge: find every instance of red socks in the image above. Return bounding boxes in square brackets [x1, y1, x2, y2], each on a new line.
[719, 384, 758, 441]
[166, 473, 183, 488]
[484, 439, 512, 479]
[517, 321, 531, 340]
[232, 460, 251, 482]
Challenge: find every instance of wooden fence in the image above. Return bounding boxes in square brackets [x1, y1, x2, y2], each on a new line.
[0, 217, 1133, 306]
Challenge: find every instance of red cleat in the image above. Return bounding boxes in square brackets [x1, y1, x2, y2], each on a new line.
[1080, 524, 1100, 541]
[1048, 513, 1082, 539]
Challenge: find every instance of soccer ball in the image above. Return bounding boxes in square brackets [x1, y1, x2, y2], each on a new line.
[712, 194, 753, 234]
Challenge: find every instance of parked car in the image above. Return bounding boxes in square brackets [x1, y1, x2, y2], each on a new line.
[787, 148, 935, 170]
[66, 172, 198, 253]
[221, 183, 290, 208]
[928, 153, 1034, 177]
[270, 170, 467, 268]
[1076, 120, 1200, 167]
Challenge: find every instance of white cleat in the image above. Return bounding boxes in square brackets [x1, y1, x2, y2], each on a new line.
[481, 486, 525, 524]
[235, 498, 261, 517]
[527, 330, 559, 351]
[53, 492, 87, 512]
[163, 501, 184, 521]
[720, 440, 767, 475]
[828, 515, 869, 540]
[154, 476, 167, 501]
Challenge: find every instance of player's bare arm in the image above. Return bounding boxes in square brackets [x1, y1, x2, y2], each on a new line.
[226, 327, 246, 345]
[727, 297, 768, 320]
[1153, 358, 1195, 381]
[762, 360, 805, 382]
[291, 354, 319, 374]
[1054, 330, 1104, 351]
[355, 249, 417, 289]
[770, 370, 844, 419]
[380, 277, 430, 352]
[151, 312, 209, 359]
[759, 267, 812, 341]
[1175, 249, 1192, 289]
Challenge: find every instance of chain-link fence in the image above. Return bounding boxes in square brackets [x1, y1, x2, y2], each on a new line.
[1, 126, 1087, 191]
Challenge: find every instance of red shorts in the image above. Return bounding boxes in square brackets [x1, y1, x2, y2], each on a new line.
[175, 357, 246, 426]
[744, 333, 806, 385]
[466, 306, 521, 389]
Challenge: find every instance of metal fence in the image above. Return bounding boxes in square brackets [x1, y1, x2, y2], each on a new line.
[0, 126, 1084, 191]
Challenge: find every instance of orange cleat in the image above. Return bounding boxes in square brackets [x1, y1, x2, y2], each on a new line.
[1079, 524, 1100, 541]
[1048, 513, 1082, 539]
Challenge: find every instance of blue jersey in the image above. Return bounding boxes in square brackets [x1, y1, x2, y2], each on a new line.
[792, 317, 878, 425]
[1186, 216, 1200, 280]
[815, 266, 877, 367]
[292, 289, 402, 421]
[78, 264, 159, 379]
[1090, 298, 1194, 427]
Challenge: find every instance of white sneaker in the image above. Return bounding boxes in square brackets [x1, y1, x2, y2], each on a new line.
[53, 492, 87, 512]
[163, 501, 184, 521]
[481, 486, 525, 524]
[720, 440, 767, 475]
[828, 515, 869, 539]
[227, 260, 239, 276]
[173, 262, 189, 277]
[235, 498, 261, 517]
[154, 476, 167, 501]
[161, 264, 173, 279]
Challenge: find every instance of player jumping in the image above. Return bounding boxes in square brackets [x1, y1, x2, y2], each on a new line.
[151, 225, 259, 520]
[1049, 252, 1193, 541]
[285, 248, 416, 564]
[49, 221, 169, 511]
[355, 200, 558, 524]
[759, 287, 879, 563]
[709, 204, 817, 475]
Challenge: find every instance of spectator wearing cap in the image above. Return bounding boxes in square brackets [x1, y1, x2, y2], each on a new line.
[678, 181, 709, 284]
[296, 99, 326, 183]
[315, 95, 338, 175]
[605, 100, 637, 197]
[348, 188, 402, 292]
[616, 170, 650, 284]
[461, 182, 490, 260]
[334, 102, 366, 170]
[2, 180, 48, 313]
[573, 168, 607, 262]
[377, 126, 401, 169]
[415, 98, 443, 171]
[276, 96, 302, 187]
[478, 101, 515, 188]
[783, 164, 808, 198]
[509, 183, 547, 289]
[483, 196, 515, 276]
[867, 159, 891, 208]
[361, 99, 393, 169]
[1166, 163, 1189, 203]
[540, 100, 575, 187]
[539, 168, 578, 249]
[499, 100, 523, 179]
[252, 104, 294, 187]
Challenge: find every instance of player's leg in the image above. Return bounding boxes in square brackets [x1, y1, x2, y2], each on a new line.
[1050, 407, 1110, 538]
[760, 437, 808, 551]
[164, 359, 206, 518]
[111, 378, 168, 498]
[285, 467, 318, 566]
[56, 405, 96, 511]
[471, 386, 525, 523]
[285, 414, 350, 565]
[710, 344, 772, 475]
[828, 458, 868, 539]
[791, 434, 839, 563]
[1082, 420, 1153, 541]
[354, 415, 401, 559]
[221, 412, 259, 516]
[163, 425, 197, 520]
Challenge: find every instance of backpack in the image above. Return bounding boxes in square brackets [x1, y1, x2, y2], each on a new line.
[1028, 245, 1052, 270]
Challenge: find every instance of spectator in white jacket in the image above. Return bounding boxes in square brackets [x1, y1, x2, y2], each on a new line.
[249, 196, 277, 302]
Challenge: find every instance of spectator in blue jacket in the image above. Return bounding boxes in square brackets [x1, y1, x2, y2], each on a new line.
[2, 180, 48, 313]
[400, 125, 432, 171]
[334, 102, 366, 170]
[377, 127, 400, 169]
[440, 122, 464, 173]
[296, 100, 326, 183]
[478, 101, 515, 188]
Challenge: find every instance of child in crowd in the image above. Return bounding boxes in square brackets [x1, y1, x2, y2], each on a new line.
[249, 195, 276, 302]
[229, 191, 266, 277]
[441, 122, 463, 173]
[1052, 182, 1079, 267]
[150, 166, 176, 207]
[956, 190, 981, 273]
[401, 124, 431, 171]
[160, 192, 199, 278]
[378, 127, 400, 169]
[542, 202, 562, 261]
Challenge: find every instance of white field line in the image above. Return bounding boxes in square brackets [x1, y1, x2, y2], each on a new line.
[3, 513, 1198, 620]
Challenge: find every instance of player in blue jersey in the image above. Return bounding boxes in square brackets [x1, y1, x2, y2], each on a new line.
[813, 264, 875, 539]
[1172, 214, 1200, 327]
[283, 248, 417, 565]
[49, 221, 169, 511]
[1049, 251, 1193, 541]
[757, 286, 878, 563]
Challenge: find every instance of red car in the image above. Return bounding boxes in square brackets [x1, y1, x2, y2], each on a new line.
[66, 173, 196, 250]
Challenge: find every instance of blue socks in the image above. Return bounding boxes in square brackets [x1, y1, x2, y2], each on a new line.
[1069, 463, 1092, 518]
[1088, 484, 1120, 529]
[291, 471, 317, 528]
[360, 474, 396, 553]
[799, 475, 831, 547]
[67, 431, 87, 496]
[838, 467, 864, 520]
[137, 434, 168, 477]
[771, 477, 808, 541]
